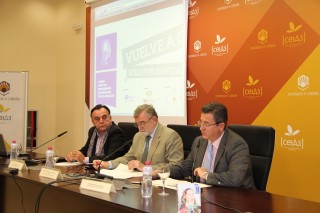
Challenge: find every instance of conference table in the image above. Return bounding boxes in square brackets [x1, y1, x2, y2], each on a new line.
[1, 158, 320, 213]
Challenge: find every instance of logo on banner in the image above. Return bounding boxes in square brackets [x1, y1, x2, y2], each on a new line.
[212, 35, 229, 56]
[215, 80, 238, 98]
[188, 0, 199, 19]
[0, 81, 10, 96]
[258, 29, 268, 44]
[222, 80, 231, 93]
[245, 0, 263, 5]
[242, 75, 262, 98]
[282, 22, 305, 47]
[298, 75, 309, 91]
[217, 0, 240, 11]
[281, 125, 304, 151]
[187, 80, 198, 100]
[287, 74, 319, 96]
[188, 40, 208, 58]
[250, 29, 276, 50]
[0, 104, 12, 122]
[194, 40, 201, 53]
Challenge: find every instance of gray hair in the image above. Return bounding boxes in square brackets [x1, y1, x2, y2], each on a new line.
[133, 104, 158, 119]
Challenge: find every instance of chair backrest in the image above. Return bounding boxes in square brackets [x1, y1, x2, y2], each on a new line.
[228, 124, 275, 191]
[167, 124, 201, 159]
[117, 122, 138, 150]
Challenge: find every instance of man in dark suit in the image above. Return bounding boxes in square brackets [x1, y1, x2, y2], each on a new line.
[65, 104, 126, 163]
[170, 102, 256, 189]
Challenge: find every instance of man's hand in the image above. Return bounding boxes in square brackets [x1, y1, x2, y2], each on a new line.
[194, 167, 209, 180]
[65, 150, 84, 162]
[127, 160, 144, 171]
[93, 160, 109, 170]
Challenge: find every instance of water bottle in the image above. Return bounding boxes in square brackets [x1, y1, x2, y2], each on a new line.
[141, 161, 153, 198]
[45, 146, 55, 168]
[10, 140, 19, 160]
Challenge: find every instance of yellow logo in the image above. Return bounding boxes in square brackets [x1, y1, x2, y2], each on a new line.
[246, 75, 259, 86]
[282, 22, 305, 47]
[0, 104, 10, 113]
[243, 75, 262, 98]
[222, 80, 231, 93]
[258, 29, 268, 44]
[286, 22, 302, 33]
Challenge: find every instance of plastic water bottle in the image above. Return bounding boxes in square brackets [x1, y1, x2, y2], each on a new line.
[10, 140, 19, 160]
[141, 161, 153, 198]
[45, 146, 55, 168]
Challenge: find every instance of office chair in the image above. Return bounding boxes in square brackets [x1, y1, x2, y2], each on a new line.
[228, 124, 275, 191]
[117, 122, 139, 141]
[167, 124, 201, 159]
[117, 122, 138, 151]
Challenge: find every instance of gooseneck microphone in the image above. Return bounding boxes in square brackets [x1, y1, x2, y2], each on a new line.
[24, 131, 68, 166]
[95, 139, 133, 179]
[191, 139, 201, 183]
[30, 131, 68, 153]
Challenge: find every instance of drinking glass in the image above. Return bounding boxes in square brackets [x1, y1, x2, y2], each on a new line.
[158, 163, 170, 196]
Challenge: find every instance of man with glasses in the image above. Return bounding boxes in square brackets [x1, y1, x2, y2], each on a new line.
[65, 104, 126, 164]
[169, 102, 256, 189]
[93, 104, 184, 171]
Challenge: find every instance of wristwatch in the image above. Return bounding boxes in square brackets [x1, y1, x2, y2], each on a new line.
[203, 171, 209, 180]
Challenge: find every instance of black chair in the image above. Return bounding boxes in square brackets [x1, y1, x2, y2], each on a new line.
[117, 122, 139, 143]
[228, 124, 275, 191]
[167, 124, 201, 159]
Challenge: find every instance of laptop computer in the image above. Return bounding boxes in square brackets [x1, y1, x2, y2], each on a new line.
[0, 134, 9, 157]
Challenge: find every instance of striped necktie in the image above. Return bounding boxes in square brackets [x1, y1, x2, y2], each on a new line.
[141, 135, 151, 163]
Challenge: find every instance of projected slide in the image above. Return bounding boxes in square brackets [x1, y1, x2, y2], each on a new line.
[91, 0, 187, 123]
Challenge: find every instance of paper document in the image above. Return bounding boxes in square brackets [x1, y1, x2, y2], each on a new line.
[100, 163, 143, 179]
[152, 178, 211, 190]
[55, 162, 82, 167]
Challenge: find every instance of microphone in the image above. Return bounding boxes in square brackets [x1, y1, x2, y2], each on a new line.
[30, 131, 68, 153]
[24, 131, 68, 166]
[95, 139, 133, 179]
[191, 139, 201, 183]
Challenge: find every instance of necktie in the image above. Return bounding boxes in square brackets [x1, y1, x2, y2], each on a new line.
[203, 143, 213, 172]
[141, 135, 151, 163]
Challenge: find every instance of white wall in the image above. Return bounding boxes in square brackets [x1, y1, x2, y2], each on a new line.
[0, 0, 87, 156]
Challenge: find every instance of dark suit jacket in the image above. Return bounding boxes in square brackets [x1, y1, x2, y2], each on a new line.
[170, 128, 256, 189]
[79, 122, 126, 163]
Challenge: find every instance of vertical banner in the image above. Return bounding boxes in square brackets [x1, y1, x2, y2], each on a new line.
[0, 71, 28, 152]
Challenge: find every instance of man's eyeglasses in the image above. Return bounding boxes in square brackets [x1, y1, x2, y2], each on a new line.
[134, 117, 153, 128]
[197, 120, 221, 128]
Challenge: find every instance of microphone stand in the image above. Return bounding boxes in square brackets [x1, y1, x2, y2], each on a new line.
[24, 131, 68, 166]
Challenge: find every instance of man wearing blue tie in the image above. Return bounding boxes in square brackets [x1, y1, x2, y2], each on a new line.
[170, 102, 256, 189]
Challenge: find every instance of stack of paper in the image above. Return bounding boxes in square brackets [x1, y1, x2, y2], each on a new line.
[100, 163, 143, 179]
